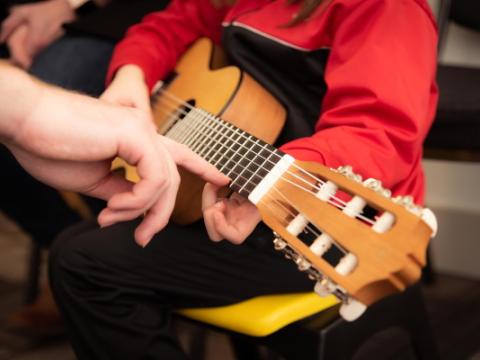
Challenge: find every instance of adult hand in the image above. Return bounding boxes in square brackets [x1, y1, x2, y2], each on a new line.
[1, 68, 229, 246]
[202, 183, 261, 245]
[5, 24, 31, 68]
[101, 65, 152, 114]
[0, 0, 75, 68]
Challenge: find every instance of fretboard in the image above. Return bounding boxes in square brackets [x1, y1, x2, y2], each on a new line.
[165, 107, 285, 197]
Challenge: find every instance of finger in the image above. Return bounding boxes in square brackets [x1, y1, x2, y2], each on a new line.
[85, 172, 134, 201]
[211, 210, 246, 244]
[202, 182, 222, 211]
[10, 45, 32, 69]
[110, 142, 173, 210]
[133, 182, 179, 247]
[161, 137, 230, 186]
[203, 202, 226, 242]
[97, 207, 145, 228]
[0, 13, 25, 43]
[202, 183, 225, 241]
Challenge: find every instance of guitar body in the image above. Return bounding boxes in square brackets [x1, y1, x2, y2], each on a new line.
[151, 38, 286, 224]
[113, 38, 437, 320]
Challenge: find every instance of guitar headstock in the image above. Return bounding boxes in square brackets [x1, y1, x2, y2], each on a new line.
[253, 159, 437, 321]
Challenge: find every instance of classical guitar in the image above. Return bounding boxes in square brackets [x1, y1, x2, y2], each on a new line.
[113, 38, 437, 321]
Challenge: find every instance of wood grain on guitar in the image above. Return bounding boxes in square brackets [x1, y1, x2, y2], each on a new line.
[112, 38, 437, 321]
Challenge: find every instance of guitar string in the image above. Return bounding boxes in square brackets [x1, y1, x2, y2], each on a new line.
[152, 90, 351, 201]
[151, 93, 352, 253]
[267, 186, 349, 254]
[154, 90, 379, 215]
[153, 95, 375, 223]
[153, 97, 377, 226]
[152, 93, 377, 214]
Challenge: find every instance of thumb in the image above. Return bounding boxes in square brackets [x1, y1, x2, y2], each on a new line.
[84, 172, 134, 201]
[0, 13, 25, 43]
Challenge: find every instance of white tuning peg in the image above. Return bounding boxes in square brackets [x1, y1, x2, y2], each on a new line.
[314, 279, 336, 297]
[421, 208, 438, 237]
[339, 298, 367, 321]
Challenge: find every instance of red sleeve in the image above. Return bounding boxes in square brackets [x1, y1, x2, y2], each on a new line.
[106, 0, 231, 90]
[280, 0, 438, 201]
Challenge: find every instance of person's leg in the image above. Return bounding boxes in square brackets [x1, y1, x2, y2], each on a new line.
[29, 35, 115, 97]
[49, 220, 312, 360]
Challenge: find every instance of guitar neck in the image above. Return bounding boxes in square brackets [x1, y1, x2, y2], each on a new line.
[164, 106, 285, 197]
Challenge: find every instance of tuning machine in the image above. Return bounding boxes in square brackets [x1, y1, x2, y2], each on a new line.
[336, 165, 363, 182]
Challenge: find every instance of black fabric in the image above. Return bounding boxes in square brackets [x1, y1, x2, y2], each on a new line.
[0, 145, 82, 246]
[65, 0, 170, 41]
[450, 0, 480, 31]
[49, 220, 313, 359]
[222, 25, 329, 146]
[425, 65, 480, 151]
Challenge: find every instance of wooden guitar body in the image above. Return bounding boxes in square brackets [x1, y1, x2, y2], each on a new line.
[120, 38, 286, 224]
[113, 38, 437, 320]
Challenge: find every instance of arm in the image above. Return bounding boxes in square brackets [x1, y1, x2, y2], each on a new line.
[280, 0, 438, 205]
[106, 0, 231, 90]
[101, 0, 231, 126]
[0, 61, 228, 245]
[0, 0, 110, 68]
[203, 0, 438, 244]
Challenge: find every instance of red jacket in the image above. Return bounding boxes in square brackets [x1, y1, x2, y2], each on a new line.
[108, 0, 438, 204]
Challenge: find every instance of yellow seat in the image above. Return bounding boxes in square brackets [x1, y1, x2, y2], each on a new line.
[178, 292, 339, 337]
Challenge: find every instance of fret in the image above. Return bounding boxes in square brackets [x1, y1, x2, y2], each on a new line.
[197, 120, 225, 159]
[237, 142, 273, 195]
[214, 126, 245, 169]
[191, 116, 216, 153]
[181, 111, 204, 146]
[229, 140, 276, 196]
[216, 127, 243, 171]
[164, 105, 284, 198]
[185, 111, 210, 148]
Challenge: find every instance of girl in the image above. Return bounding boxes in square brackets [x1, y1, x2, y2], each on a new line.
[50, 1, 438, 358]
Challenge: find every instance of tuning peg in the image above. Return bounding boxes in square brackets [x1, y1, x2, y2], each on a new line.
[363, 178, 392, 198]
[421, 208, 438, 237]
[339, 298, 367, 321]
[336, 165, 362, 182]
[295, 256, 311, 271]
[392, 195, 422, 215]
[273, 236, 287, 251]
[314, 279, 336, 297]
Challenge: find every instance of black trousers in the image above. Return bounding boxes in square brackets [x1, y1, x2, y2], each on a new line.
[49, 219, 313, 359]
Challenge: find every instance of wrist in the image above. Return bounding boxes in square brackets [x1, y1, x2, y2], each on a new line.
[115, 65, 147, 85]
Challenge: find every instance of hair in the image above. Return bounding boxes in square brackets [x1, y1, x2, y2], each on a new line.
[286, 0, 330, 26]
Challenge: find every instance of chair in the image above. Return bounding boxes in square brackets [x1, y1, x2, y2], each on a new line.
[177, 284, 438, 359]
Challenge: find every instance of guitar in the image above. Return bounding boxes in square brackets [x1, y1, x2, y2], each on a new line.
[113, 38, 437, 321]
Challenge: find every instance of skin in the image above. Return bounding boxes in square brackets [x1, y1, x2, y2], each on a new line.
[0, 0, 110, 69]
[106, 65, 262, 244]
[0, 61, 229, 246]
